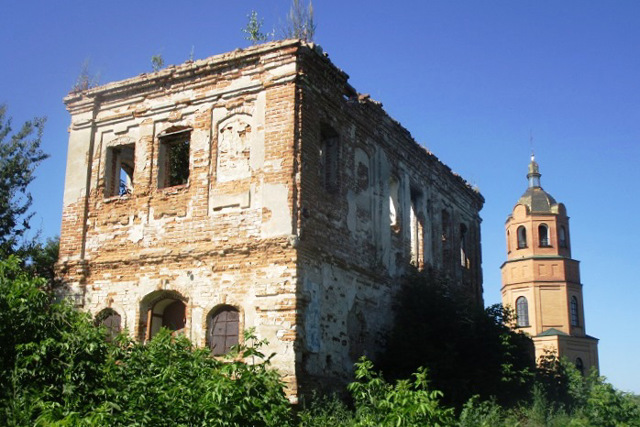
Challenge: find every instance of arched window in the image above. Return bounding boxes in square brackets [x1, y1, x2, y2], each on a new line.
[95, 308, 121, 341]
[507, 229, 511, 253]
[148, 298, 186, 339]
[575, 357, 584, 375]
[559, 225, 568, 248]
[538, 224, 550, 247]
[517, 226, 527, 249]
[207, 305, 240, 355]
[570, 296, 579, 326]
[516, 296, 529, 327]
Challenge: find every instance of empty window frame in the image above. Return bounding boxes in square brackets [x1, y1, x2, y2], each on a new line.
[320, 125, 339, 194]
[158, 128, 191, 188]
[559, 225, 568, 248]
[105, 144, 135, 197]
[460, 223, 469, 268]
[570, 296, 579, 326]
[516, 296, 529, 327]
[409, 189, 424, 267]
[147, 298, 187, 339]
[538, 224, 550, 247]
[207, 305, 240, 356]
[389, 176, 400, 231]
[517, 226, 527, 249]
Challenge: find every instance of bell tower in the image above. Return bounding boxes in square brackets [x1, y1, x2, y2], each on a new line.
[501, 155, 598, 373]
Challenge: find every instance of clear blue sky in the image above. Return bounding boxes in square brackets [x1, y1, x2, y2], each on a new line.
[2, 1, 639, 393]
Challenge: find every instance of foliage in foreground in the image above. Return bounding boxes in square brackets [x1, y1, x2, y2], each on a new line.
[2, 256, 639, 426]
[379, 270, 535, 407]
[0, 105, 48, 256]
[0, 256, 291, 426]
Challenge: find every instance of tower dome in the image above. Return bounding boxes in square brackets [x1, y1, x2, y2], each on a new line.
[516, 155, 558, 213]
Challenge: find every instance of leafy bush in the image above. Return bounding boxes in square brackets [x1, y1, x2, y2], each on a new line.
[347, 357, 454, 426]
[0, 257, 292, 426]
[297, 393, 354, 427]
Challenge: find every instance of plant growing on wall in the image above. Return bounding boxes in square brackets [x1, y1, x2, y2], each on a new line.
[283, 0, 316, 42]
[71, 58, 100, 92]
[243, 11, 268, 44]
[151, 54, 164, 72]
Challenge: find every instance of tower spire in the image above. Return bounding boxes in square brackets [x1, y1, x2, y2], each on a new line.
[527, 153, 541, 188]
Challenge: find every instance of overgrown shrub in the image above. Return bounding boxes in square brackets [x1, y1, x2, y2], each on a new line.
[379, 270, 535, 407]
[0, 257, 292, 426]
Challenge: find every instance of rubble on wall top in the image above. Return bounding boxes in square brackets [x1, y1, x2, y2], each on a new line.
[63, 38, 482, 203]
[64, 39, 310, 104]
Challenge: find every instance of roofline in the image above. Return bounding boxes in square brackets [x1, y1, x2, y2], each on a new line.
[65, 39, 322, 107]
[64, 39, 483, 205]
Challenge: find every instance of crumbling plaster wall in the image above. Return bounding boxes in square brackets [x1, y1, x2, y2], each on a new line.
[58, 40, 485, 400]
[59, 42, 304, 393]
[293, 46, 485, 391]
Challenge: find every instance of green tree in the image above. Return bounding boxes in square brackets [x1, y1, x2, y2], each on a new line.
[378, 271, 535, 408]
[21, 235, 59, 286]
[243, 10, 268, 44]
[0, 105, 48, 256]
[283, 0, 316, 41]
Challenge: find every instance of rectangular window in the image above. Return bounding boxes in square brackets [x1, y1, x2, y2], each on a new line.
[105, 144, 135, 197]
[158, 130, 190, 188]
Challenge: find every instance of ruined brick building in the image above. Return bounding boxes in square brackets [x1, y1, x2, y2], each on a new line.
[58, 40, 484, 399]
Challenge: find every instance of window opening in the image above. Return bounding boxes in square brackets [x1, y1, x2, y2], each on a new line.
[410, 189, 424, 268]
[320, 125, 339, 194]
[538, 224, 550, 247]
[559, 225, 568, 248]
[517, 226, 527, 249]
[158, 129, 190, 188]
[105, 144, 135, 197]
[575, 357, 584, 375]
[570, 296, 579, 326]
[147, 298, 186, 339]
[441, 210, 451, 269]
[95, 308, 121, 341]
[460, 223, 469, 268]
[207, 305, 240, 356]
[507, 229, 511, 253]
[389, 176, 400, 231]
[516, 296, 529, 327]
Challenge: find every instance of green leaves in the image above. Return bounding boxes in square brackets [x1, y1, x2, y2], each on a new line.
[0, 105, 48, 256]
[0, 258, 292, 426]
[346, 357, 454, 427]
